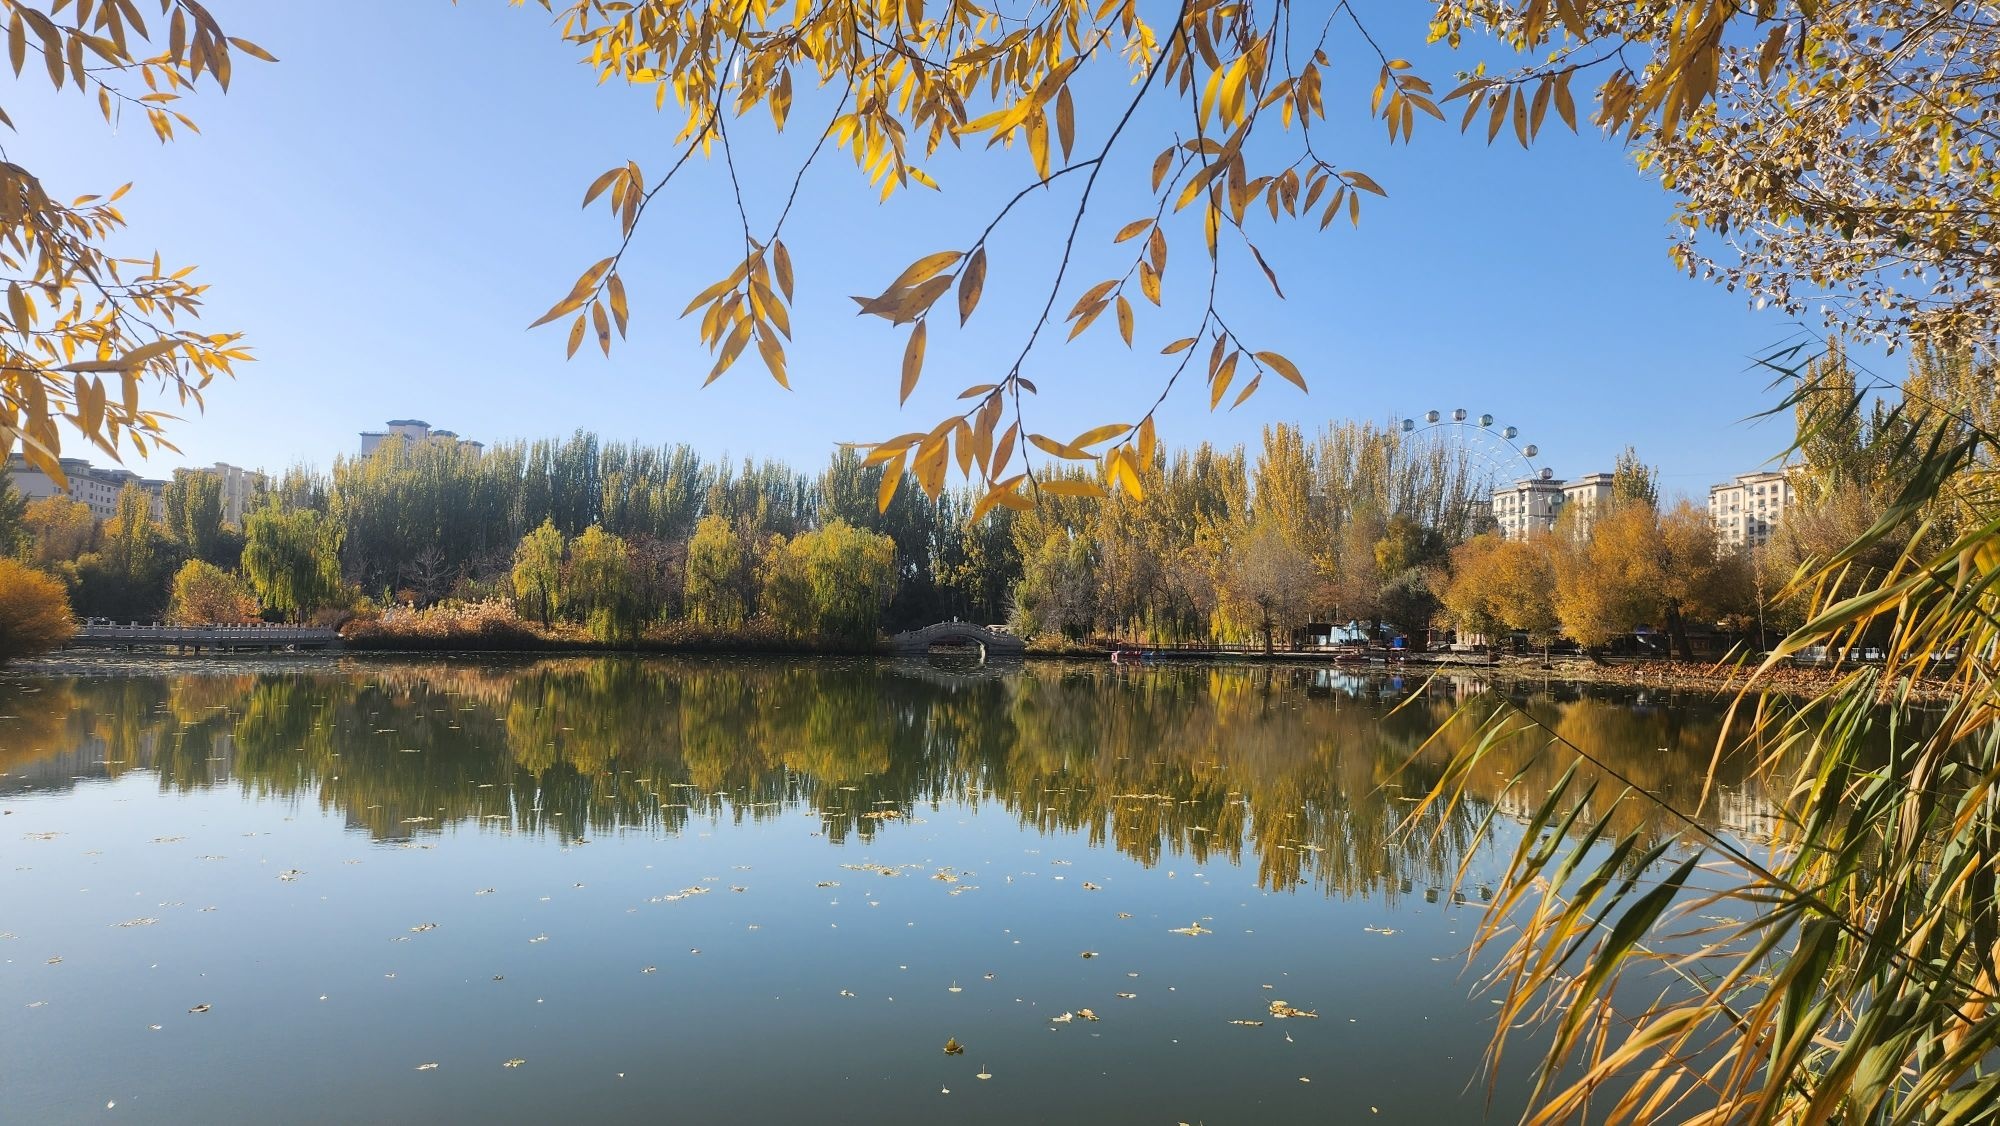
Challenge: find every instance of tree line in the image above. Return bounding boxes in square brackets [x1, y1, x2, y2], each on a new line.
[5, 341, 1985, 656]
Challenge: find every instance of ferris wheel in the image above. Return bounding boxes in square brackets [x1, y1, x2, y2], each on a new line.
[1397, 408, 1549, 490]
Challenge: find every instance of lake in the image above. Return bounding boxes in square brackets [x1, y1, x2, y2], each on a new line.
[0, 657, 1771, 1123]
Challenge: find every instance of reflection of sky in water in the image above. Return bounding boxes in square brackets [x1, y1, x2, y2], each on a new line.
[0, 659, 1770, 1123]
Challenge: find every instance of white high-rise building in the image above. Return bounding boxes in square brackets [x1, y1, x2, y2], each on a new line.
[1559, 472, 1617, 534]
[1491, 472, 1567, 539]
[1708, 470, 1796, 549]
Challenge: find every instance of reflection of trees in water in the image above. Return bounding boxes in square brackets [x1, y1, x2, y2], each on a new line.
[0, 661, 1775, 897]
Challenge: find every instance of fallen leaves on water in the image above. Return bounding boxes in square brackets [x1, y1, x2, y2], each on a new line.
[1116, 992, 1137, 1000]
[528, 934, 549, 944]
[1363, 925, 1399, 936]
[410, 923, 438, 933]
[1269, 1000, 1319, 1019]
[1168, 922, 1212, 936]
[114, 918, 158, 928]
[943, 1037, 965, 1055]
[1228, 1019, 1265, 1027]
[641, 966, 657, 974]
[1080, 951, 1099, 959]
[976, 1067, 992, 1080]
[1077, 1008, 1099, 1022]
[1081, 882, 1101, 891]
[502, 1059, 526, 1069]
[861, 810, 902, 821]
[188, 1004, 211, 1014]
[277, 870, 304, 882]
[415, 1062, 439, 1071]
[1052, 1011, 1075, 1024]
[816, 881, 840, 888]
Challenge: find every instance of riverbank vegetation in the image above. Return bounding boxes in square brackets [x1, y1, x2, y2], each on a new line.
[1, 340, 1987, 667]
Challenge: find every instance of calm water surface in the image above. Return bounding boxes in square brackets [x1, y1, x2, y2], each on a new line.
[0, 657, 1768, 1123]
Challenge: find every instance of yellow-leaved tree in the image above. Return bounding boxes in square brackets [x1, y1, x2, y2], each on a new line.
[0, 1, 264, 481]
[513, 0, 1997, 519]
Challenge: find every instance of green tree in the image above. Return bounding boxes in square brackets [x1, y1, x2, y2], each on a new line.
[1609, 446, 1659, 510]
[164, 469, 227, 563]
[567, 525, 635, 642]
[74, 484, 171, 621]
[242, 504, 345, 622]
[510, 519, 566, 628]
[0, 463, 25, 556]
[684, 514, 752, 629]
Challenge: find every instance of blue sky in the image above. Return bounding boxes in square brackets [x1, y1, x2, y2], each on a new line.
[11, 0, 1874, 500]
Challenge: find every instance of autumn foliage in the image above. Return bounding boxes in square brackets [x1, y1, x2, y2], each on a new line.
[0, 558, 76, 661]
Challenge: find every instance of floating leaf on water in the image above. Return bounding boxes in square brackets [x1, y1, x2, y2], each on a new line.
[816, 881, 839, 888]
[1117, 913, 1133, 919]
[502, 1059, 526, 1069]
[947, 982, 962, 993]
[410, 923, 438, 933]
[1081, 882, 1101, 891]
[1051, 1012, 1074, 1024]
[976, 1067, 992, 1080]
[1228, 1019, 1264, 1027]
[943, 1037, 965, 1055]
[982, 973, 995, 980]
[1168, 922, 1211, 937]
[1077, 1008, 1099, 1022]
[277, 870, 303, 882]
[1116, 992, 1137, 1000]
[492, 975, 504, 981]
[114, 918, 158, 928]
[528, 935, 548, 944]
[415, 1062, 439, 1071]
[46, 955, 62, 965]
[1080, 951, 1098, 959]
[839, 989, 855, 997]
[641, 966, 657, 974]
[1269, 1000, 1319, 1019]
[188, 1004, 211, 1014]
[475, 888, 495, 896]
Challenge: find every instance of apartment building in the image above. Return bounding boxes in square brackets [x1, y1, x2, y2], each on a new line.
[1559, 472, 1617, 534]
[1708, 470, 1796, 549]
[5, 454, 167, 521]
[1491, 472, 1568, 538]
[359, 419, 485, 457]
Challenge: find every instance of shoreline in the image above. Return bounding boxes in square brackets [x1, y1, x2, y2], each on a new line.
[14, 643, 1961, 702]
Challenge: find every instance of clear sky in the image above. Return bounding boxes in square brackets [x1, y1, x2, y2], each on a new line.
[11, 0, 1879, 501]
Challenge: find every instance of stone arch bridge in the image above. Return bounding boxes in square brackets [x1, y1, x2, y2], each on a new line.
[887, 621, 1027, 658]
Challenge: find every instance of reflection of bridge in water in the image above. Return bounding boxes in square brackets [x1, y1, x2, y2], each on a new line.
[887, 621, 1026, 658]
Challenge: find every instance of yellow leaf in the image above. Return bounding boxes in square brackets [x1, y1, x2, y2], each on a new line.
[1255, 351, 1307, 392]
[1343, 170, 1386, 196]
[1209, 352, 1238, 409]
[957, 247, 986, 325]
[1056, 85, 1076, 160]
[1071, 423, 1129, 448]
[1029, 433, 1092, 460]
[900, 320, 927, 405]
[1114, 219, 1152, 243]
[1138, 416, 1158, 463]
[607, 274, 630, 336]
[1115, 295, 1133, 346]
[592, 301, 612, 357]
[887, 250, 963, 293]
[1161, 337, 1196, 355]
[992, 422, 1018, 477]
[879, 451, 907, 512]
[773, 240, 795, 301]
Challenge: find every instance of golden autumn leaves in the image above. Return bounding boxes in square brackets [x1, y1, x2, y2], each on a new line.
[1, 1, 265, 483]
